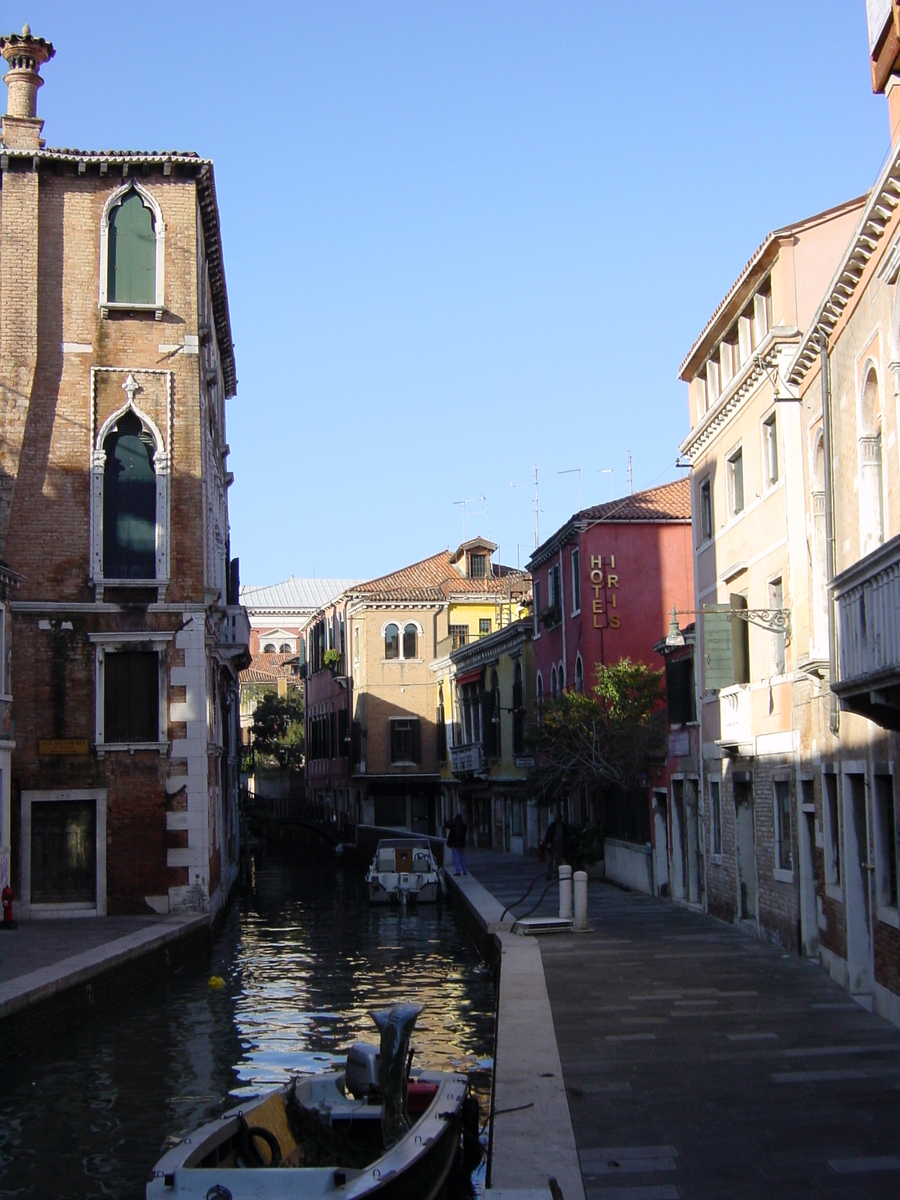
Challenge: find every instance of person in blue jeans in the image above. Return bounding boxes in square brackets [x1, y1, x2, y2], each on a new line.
[444, 812, 468, 875]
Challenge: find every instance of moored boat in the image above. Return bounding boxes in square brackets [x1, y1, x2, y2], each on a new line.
[146, 1004, 467, 1200]
[365, 838, 444, 904]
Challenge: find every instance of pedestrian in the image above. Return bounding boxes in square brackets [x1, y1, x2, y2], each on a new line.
[545, 815, 566, 880]
[444, 812, 468, 876]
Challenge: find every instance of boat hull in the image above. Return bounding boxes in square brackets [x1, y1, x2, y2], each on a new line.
[146, 1070, 467, 1200]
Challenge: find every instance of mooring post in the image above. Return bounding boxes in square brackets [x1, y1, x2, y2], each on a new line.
[573, 870, 588, 930]
[559, 864, 573, 920]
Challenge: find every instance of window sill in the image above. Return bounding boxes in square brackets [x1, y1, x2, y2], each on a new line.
[773, 866, 793, 884]
[709, 852, 723, 865]
[825, 881, 842, 903]
[97, 741, 168, 757]
[101, 302, 164, 321]
[877, 904, 900, 929]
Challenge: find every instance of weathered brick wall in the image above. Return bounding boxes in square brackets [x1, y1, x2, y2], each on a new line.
[1, 159, 233, 915]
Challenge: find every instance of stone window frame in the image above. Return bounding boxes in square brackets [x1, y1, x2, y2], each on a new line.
[772, 774, 793, 882]
[856, 356, 886, 557]
[873, 766, 899, 929]
[708, 774, 723, 863]
[571, 546, 581, 615]
[89, 630, 173, 756]
[761, 409, 779, 490]
[89, 368, 172, 602]
[381, 618, 423, 662]
[98, 180, 166, 318]
[822, 765, 842, 902]
[19, 789, 108, 919]
[0, 600, 8, 700]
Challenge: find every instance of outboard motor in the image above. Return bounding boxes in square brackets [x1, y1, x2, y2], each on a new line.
[372, 1002, 423, 1148]
[345, 1042, 380, 1100]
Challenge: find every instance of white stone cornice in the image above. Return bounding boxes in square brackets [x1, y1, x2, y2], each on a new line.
[679, 332, 795, 464]
[788, 149, 900, 386]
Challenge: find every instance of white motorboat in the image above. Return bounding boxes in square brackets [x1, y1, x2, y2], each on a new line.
[147, 1005, 469, 1200]
[365, 838, 444, 904]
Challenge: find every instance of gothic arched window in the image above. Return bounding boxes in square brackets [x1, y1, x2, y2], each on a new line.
[102, 410, 156, 579]
[107, 191, 157, 305]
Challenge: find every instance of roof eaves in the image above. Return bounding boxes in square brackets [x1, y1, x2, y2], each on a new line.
[679, 195, 869, 381]
[787, 159, 900, 388]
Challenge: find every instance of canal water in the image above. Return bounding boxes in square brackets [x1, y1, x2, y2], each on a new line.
[0, 850, 495, 1199]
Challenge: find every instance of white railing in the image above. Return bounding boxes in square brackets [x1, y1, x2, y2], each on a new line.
[449, 743, 485, 774]
[718, 684, 752, 748]
[834, 534, 900, 692]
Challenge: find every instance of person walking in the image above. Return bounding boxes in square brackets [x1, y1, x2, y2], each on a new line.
[444, 812, 468, 876]
[544, 815, 566, 880]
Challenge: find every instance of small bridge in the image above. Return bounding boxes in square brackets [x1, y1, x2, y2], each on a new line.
[242, 789, 355, 848]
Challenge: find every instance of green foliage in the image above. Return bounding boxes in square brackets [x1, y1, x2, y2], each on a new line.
[323, 648, 342, 671]
[250, 689, 305, 769]
[526, 658, 665, 805]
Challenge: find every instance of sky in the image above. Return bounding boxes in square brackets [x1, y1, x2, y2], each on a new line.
[13, 2, 891, 584]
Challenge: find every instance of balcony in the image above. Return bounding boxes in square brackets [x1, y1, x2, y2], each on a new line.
[449, 742, 485, 775]
[717, 684, 752, 753]
[833, 534, 900, 730]
[216, 604, 252, 670]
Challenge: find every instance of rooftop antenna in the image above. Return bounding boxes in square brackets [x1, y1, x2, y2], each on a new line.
[534, 465, 540, 548]
[558, 467, 582, 511]
[453, 495, 484, 541]
[599, 468, 614, 500]
[627, 452, 633, 494]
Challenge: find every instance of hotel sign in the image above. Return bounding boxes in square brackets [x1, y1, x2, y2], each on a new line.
[589, 554, 621, 629]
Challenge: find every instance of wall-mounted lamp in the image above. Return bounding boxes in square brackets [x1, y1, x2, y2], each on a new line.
[666, 604, 792, 647]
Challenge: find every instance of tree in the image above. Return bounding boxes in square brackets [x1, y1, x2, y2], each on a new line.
[250, 689, 305, 769]
[526, 658, 665, 805]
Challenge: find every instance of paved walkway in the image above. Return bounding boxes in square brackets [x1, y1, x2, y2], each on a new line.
[460, 849, 900, 1200]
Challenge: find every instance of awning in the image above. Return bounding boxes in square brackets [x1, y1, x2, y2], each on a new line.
[455, 666, 484, 688]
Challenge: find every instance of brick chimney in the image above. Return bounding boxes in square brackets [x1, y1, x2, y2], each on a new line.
[0, 25, 55, 148]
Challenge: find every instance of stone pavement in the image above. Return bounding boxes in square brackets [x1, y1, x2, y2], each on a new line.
[0, 913, 209, 1051]
[459, 849, 900, 1200]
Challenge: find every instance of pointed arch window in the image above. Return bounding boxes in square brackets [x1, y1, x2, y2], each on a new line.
[99, 183, 166, 315]
[102, 410, 156, 579]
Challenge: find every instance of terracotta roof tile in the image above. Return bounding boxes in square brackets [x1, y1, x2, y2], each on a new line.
[239, 652, 301, 686]
[576, 479, 691, 523]
[350, 550, 530, 602]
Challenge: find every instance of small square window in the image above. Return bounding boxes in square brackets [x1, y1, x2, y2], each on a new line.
[390, 717, 421, 764]
[469, 553, 487, 578]
[450, 625, 468, 651]
[728, 449, 744, 515]
[479, 618, 491, 636]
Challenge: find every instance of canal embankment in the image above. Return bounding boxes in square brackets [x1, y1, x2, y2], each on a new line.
[445, 855, 586, 1200]
[0, 913, 210, 1056]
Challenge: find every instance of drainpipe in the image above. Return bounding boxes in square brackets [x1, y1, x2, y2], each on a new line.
[819, 332, 840, 736]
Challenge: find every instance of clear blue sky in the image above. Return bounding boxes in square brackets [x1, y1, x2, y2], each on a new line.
[18, 2, 889, 583]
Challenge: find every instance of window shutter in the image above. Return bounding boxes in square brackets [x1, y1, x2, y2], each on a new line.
[105, 650, 159, 743]
[109, 191, 156, 304]
[390, 721, 398, 764]
[411, 718, 421, 764]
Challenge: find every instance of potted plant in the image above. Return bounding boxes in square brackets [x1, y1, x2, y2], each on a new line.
[323, 648, 342, 674]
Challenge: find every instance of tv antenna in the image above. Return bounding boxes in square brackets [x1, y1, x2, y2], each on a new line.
[558, 467, 582, 511]
[599, 468, 614, 499]
[453, 495, 487, 541]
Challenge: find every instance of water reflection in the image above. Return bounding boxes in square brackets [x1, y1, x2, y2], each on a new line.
[0, 851, 494, 1200]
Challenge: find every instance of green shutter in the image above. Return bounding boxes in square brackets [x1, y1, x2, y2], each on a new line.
[702, 605, 736, 691]
[108, 191, 156, 304]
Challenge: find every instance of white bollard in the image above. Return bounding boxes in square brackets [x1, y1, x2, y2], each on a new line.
[573, 870, 588, 930]
[559, 864, 573, 920]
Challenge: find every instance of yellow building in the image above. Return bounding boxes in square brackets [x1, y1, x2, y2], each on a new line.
[433, 618, 537, 854]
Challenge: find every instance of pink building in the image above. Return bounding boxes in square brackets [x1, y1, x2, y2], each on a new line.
[527, 481, 694, 878]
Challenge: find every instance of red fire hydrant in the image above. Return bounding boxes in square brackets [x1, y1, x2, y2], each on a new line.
[1, 885, 16, 930]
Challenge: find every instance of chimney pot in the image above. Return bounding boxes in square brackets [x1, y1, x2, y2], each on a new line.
[0, 27, 55, 148]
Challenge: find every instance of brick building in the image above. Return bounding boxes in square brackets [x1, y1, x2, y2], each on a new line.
[0, 29, 249, 919]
